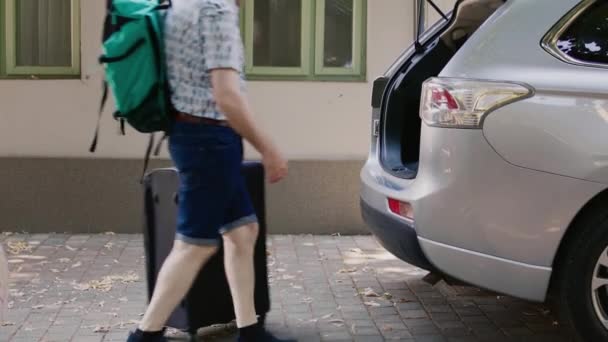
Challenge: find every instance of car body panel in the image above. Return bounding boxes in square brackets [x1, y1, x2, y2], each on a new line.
[441, 0, 608, 185]
[483, 95, 608, 185]
[418, 237, 552, 301]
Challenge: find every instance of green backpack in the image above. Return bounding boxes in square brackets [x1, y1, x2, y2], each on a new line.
[90, 0, 172, 159]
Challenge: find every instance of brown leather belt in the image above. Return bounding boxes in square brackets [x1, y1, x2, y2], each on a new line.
[174, 112, 229, 127]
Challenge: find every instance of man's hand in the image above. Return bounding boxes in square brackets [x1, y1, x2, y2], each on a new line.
[262, 147, 288, 184]
[211, 69, 288, 183]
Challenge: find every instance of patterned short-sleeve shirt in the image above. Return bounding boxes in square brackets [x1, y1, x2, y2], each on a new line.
[164, 0, 245, 120]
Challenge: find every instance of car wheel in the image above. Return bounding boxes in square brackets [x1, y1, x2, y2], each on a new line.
[557, 207, 608, 342]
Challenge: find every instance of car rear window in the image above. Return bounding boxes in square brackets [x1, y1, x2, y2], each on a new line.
[557, 1, 608, 65]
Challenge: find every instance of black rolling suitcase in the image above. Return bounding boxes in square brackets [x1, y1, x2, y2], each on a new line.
[142, 162, 270, 340]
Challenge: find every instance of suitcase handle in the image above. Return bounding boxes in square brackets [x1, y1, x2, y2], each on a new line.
[173, 193, 179, 205]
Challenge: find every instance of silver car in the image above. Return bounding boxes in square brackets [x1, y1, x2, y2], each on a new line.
[360, 0, 608, 340]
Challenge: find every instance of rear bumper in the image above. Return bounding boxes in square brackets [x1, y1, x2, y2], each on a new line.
[360, 199, 435, 271]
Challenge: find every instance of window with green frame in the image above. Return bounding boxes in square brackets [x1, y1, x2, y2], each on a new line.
[0, 0, 80, 79]
[242, 0, 366, 81]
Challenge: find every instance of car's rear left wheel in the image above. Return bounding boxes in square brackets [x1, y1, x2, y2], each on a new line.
[557, 206, 608, 341]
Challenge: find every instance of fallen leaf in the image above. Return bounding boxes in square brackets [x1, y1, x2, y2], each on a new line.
[50, 269, 60, 273]
[320, 314, 334, 320]
[98, 301, 105, 307]
[338, 268, 357, 274]
[361, 288, 380, 297]
[1, 322, 15, 326]
[104, 242, 114, 250]
[397, 298, 412, 303]
[300, 297, 313, 304]
[65, 246, 77, 252]
[10, 291, 24, 297]
[383, 293, 393, 300]
[75, 272, 140, 292]
[71, 262, 82, 268]
[58, 258, 71, 263]
[93, 325, 111, 333]
[32, 305, 45, 309]
[349, 248, 362, 253]
[73, 283, 90, 291]
[364, 301, 381, 307]
[6, 241, 32, 254]
[329, 319, 344, 326]
[381, 324, 393, 332]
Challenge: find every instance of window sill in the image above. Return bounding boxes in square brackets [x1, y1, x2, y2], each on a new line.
[0, 75, 82, 81]
[245, 74, 367, 82]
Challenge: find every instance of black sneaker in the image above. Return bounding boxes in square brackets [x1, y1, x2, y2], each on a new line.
[237, 329, 296, 342]
[126, 329, 168, 342]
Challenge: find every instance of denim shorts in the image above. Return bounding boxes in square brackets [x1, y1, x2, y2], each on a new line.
[169, 121, 258, 246]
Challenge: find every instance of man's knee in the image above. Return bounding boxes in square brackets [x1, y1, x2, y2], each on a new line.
[223, 223, 259, 252]
[173, 240, 218, 258]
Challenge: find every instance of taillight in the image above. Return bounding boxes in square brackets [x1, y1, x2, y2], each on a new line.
[388, 198, 414, 220]
[431, 88, 459, 110]
[420, 78, 532, 128]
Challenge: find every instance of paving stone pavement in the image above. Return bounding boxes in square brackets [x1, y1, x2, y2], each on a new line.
[0, 233, 575, 342]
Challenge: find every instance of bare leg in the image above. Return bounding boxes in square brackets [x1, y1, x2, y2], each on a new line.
[222, 223, 259, 328]
[139, 240, 218, 331]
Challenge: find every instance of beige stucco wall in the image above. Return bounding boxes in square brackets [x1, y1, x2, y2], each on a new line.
[0, 0, 415, 160]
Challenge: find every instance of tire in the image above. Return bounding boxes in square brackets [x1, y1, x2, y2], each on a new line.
[556, 206, 608, 342]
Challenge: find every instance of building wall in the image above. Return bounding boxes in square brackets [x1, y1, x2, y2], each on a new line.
[0, 1, 416, 234]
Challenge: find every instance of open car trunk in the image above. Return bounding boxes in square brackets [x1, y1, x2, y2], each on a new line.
[379, 0, 505, 179]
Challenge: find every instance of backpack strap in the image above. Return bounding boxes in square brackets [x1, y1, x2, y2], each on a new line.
[141, 132, 167, 183]
[153, 133, 168, 156]
[141, 134, 156, 183]
[89, 81, 109, 153]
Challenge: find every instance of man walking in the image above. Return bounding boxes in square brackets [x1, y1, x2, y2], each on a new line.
[127, 0, 292, 341]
